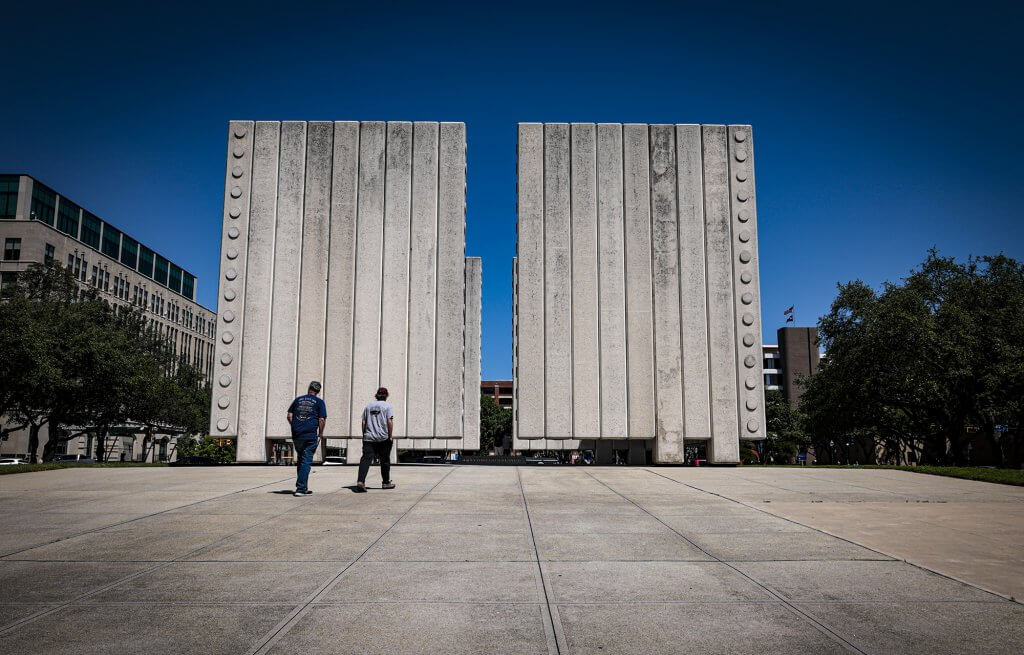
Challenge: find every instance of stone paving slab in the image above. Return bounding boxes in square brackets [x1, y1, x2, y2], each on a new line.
[0, 465, 1021, 654]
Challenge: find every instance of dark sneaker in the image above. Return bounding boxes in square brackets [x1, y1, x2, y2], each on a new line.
[381, 481, 396, 490]
[354, 482, 367, 493]
[293, 490, 313, 497]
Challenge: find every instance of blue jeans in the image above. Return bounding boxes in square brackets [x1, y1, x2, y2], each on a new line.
[292, 435, 319, 492]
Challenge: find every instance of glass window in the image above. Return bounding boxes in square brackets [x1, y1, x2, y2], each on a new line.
[0, 175, 18, 219]
[81, 212, 102, 249]
[154, 255, 169, 286]
[3, 238, 20, 261]
[56, 198, 80, 238]
[30, 183, 56, 225]
[138, 245, 154, 277]
[168, 263, 182, 293]
[0, 271, 18, 295]
[100, 224, 121, 259]
[181, 272, 195, 300]
[44, 243, 55, 265]
[120, 236, 138, 269]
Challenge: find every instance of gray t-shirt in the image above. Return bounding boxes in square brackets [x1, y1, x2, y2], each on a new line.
[362, 400, 394, 442]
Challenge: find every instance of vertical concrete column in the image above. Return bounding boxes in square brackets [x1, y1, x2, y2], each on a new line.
[728, 125, 766, 441]
[570, 123, 600, 441]
[649, 125, 684, 463]
[434, 122, 466, 439]
[463, 257, 482, 451]
[295, 122, 332, 397]
[675, 125, 712, 442]
[701, 125, 740, 463]
[380, 122, 413, 438]
[406, 122, 440, 449]
[516, 124, 544, 443]
[323, 122, 359, 447]
[596, 124, 628, 439]
[210, 121, 253, 441]
[236, 121, 280, 462]
[623, 124, 655, 439]
[350, 122, 387, 448]
[544, 123, 572, 439]
[264, 122, 308, 438]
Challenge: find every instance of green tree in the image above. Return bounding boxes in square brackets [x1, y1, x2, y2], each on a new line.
[479, 394, 511, 453]
[763, 390, 808, 464]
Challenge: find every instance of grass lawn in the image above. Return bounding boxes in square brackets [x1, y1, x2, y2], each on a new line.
[775, 464, 1024, 486]
[0, 462, 169, 475]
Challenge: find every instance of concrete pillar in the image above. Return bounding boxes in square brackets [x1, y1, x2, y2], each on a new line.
[544, 124, 572, 440]
[515, 124, 545, 443]
[649, 125, 684, 463]
[264, 122, 307, 440]
[210, 121, 253, 442]
[702, 125, 740, 463]
[623, 124, 655, 440]
[463, 257, 482, 451]
[236, 121, 280, 463]
[570, 124, 600, 441]
[675, 125, 712, 442]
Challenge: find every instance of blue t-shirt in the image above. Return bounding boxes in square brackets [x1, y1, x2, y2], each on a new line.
[288, 394, 327, 438]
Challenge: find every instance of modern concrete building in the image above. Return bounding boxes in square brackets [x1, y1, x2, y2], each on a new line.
[0, 173, 217, 461]
[210, 121, 481, 464]
[513, 123, 766, 464]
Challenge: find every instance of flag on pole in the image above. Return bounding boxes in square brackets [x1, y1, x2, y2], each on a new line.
[783, 306, 794, 315]
[785, 315, 794, 323]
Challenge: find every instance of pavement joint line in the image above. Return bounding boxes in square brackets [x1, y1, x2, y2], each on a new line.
[583, 468, 870, 655]
[245, 466, 458, 655]
[643, 468, 1022, 606]
[516, 466, 566, 655]
[0, 476, 349, 635]
[0, 473, 296, 559]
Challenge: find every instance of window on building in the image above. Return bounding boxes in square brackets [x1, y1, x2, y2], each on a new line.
[154, 255, 169, 286]
[73, 256, 81, 279]
[0, 175, 18, 219]
[120, 236, 139, 269]
[3, 238, 20, 261]
[100, 224, 121, 259]
[0, 271, 17, 295]
[30, 183, 56, 225]
[104, 270, 110, 292]
[138, 246, 154, 277]
[56, 199, 80, 238]
[67, 253, 74, 268]
[168, 263, 182, 294]
[90, 265, 97, 285]
[44, 243, 55, 265]
[80, 212, 102, 249]
[181, 272, 195, 300]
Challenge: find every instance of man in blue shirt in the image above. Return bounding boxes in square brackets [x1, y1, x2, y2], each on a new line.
[287, 381, 327, 497]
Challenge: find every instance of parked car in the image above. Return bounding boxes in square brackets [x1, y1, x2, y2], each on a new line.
[322, 456, 346, 466]
[52, 454, 96, 463]
[0, 457, 27, 466]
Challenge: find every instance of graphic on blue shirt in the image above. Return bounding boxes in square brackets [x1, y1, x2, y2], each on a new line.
[289, 394, 327, 437]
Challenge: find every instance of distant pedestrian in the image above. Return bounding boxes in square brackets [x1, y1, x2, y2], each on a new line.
[355, 387, 396, 492]
[287, 381, 327, 497]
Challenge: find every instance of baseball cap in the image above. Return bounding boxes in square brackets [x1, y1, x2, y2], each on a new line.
[308, 381, 322, 393]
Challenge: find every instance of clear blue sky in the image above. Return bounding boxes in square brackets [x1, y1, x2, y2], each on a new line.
[3, 1, 1021, 378]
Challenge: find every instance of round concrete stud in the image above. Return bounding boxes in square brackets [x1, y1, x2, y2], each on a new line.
[233, 126, 247, 139]
[217, 397, 230, 410]
[229, 207, 241, 218]
[739, 230, 750, 243]
[739, 250, 751, 263]
[221, 353, 233, 366]
[737, 190, 750, 202]
[222, 331, 234, 344]
[745, 377, 757, 390]
[735, 149, 748, 162]
[736, 170, 748, 182]
[232, 147, 244, 159]
[740, 272, 752, 284]
[223, 310, 235, 323]
[744, 355, 756, 368]
[216, 419, 230, 431]
[224, 289, 236, 301]
[226, 247, 238, 260]
[742, 312, 754, 326]
[734, 130, 747, 142]
[747, 419, 760, 433]
[228, 227, 240, 239]
[231, 166, 243, 178]
[741, 292, 753, 305]
[230, 186, 242, 198]
[746, 398, 758, 411]
[738, 209, 750, 222]
[225, 268, 237, 281]
[743, 333, 755, 347]
[219, 375, 231, 388]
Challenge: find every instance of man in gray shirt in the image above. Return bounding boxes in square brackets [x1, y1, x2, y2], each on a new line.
[355, 387, 396, 492]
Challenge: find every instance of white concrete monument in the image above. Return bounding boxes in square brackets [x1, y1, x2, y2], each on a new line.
[210, 121, 480, 463]
[513, 123, 766, 464]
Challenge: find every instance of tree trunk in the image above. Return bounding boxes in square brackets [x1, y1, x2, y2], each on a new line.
[41, 421, 59, 462]
[27, 423, 41, 464]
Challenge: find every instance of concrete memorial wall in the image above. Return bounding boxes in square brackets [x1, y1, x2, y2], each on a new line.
[513, 123, 766, 463]
[210, 120, 480, 463]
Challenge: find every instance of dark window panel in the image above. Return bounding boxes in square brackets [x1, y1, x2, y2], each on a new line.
[56, 198, 80, 238]
[81, 212, 102, 249]
[30, 183, 56, 225]
[138, 246, 154, 277]
[101, 223, 121, 259]
[168, 263, 182, 293]
[154, 255, 169, 286]
[0, 175, 18, 219]
[120, 236, 139, 269]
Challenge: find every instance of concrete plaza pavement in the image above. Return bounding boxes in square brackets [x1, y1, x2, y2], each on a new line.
[0, 465, 1021, 655]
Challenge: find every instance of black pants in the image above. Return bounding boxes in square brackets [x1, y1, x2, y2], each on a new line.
[357, 439, 392, 484]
